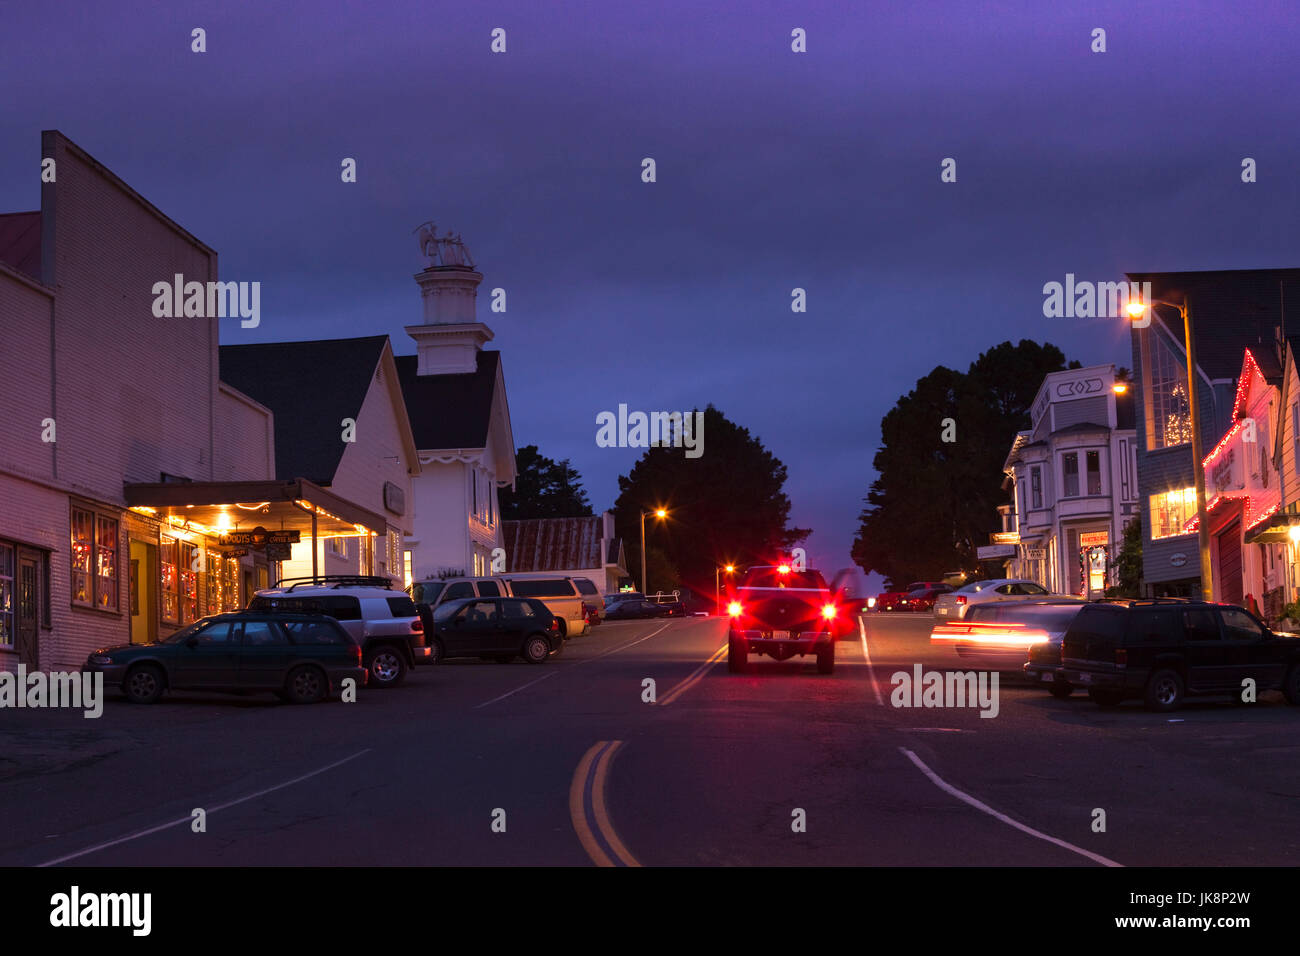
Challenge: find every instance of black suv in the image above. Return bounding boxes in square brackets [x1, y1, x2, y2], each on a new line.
[1060, 599, 1300, 711]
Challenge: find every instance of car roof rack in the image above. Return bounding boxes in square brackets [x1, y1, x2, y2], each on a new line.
[270, 574, 396, 592]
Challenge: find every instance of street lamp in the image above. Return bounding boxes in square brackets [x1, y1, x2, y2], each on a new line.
[1126, 296, 1213, 601]
[715, 563, 735, 615]
[639, 507, 668, 594]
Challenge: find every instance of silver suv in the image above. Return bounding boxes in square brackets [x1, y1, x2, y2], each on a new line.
[250, 575, 428, 688]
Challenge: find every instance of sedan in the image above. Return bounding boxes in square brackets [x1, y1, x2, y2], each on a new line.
[897, 585, 952, 612]
[932, 578, 1059, 620]
[83, 612, 366, 705]
[605, 597, 668, 620]
[429, 597, 562, 663]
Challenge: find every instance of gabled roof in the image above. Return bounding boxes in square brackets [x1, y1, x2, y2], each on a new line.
[502, 516, 607, 572]
[395, 350, 500, 450]
[1125, 268, 1300, 380]
[0, 211, 40, 279]
[220, 335, 391, 483]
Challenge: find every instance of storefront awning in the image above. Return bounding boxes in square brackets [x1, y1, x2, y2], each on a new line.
[1244, 508, 1300, 544]
[123, 478, 387, 541]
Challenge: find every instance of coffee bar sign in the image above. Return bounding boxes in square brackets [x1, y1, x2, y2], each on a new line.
[217, 526, 300, 551]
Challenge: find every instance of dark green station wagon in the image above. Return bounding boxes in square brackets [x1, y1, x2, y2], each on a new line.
[82, 612, 367, 705]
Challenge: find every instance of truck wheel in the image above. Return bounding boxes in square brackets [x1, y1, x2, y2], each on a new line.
[365, 644, 408, 688]
[728, 635, 749, 673]
[1283, 665, 1300, 705]
[816, 644, 835, 674]
[1144, 669, 1184, 712]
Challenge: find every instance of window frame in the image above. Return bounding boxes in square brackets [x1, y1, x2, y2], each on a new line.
[1030, 466, 1043, 510]
[70, 505, 121, 612]
[1062, 452, 1080, 498]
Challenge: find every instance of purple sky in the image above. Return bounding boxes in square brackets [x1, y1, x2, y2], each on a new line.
[4, 0, 1299, 592]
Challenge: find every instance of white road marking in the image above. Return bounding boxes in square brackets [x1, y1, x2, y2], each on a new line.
[476, 621, 674, 708]
[858, 617, 884, 705]
[898, 747, 1122, 867]
[39, 749, 372, 867]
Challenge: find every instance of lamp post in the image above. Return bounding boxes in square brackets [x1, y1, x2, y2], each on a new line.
[639, 508, 667, 594]
[715, 563, 735, 615]
[1127, 297, 1213, 601]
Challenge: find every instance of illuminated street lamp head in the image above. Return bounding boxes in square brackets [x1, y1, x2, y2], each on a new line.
[654, 508, 667, 519]
[724, 564, 735, 573]
[1126, 300, 1148, 319]
[1288, 525, 1300, 544]
[1112, 382, 1128, 394]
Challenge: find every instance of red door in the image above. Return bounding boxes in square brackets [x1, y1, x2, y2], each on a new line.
[1217, 521, 1243, 606]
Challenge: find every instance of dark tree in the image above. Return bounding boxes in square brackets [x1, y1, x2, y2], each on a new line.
[613, 405, 809, 597]
[498, 445, 593, 520]
[852, 340, 1069, 584]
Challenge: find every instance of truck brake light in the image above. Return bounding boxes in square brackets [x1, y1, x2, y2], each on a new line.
[728, 601, 743, 617]
[821, 603, 837, 620]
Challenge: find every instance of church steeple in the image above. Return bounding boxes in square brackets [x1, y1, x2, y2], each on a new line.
[405, 222, 493, 376]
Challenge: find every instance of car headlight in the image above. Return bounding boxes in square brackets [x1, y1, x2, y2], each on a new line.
[89, 654, 114, 665]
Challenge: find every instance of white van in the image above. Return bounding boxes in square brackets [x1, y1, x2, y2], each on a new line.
[410, 574, 589, 638]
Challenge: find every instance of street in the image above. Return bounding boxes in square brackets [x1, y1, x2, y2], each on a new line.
[5, 613, 1300, 867]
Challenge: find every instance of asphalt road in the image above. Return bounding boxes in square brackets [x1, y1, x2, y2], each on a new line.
[4, 613, 1300, 866]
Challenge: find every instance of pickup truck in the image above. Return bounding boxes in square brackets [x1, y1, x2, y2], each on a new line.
[726, 565, 839, 673]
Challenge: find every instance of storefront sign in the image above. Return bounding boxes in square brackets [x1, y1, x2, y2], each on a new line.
[384, 481, 405, 516]
[265, 542, 292, 561]
[1022, 548, 1046, 560]
[1079, 531, 1109, 548]
[991, 532, 1020, 545]
[1210, 448, 1240, 495]
[217, 527, 300, 548]
[977, 544, 1017, 559]
[1170, 552, 1188, 568]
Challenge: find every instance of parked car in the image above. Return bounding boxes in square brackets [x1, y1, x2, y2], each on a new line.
[1060, 599, 1300, 711]
[930, 600, 1087, 693]
[83, 611, 365, 705]
[410, 574, 589, 638]
[876, 581, 946, 612]
[428, 597, 563, 663]
[249, 575, 426, 688]
[898, 584, 953, 612]
[932, 578, 1058, 621]
[605, 596, 668, 619]
[605, 591, 643, 606]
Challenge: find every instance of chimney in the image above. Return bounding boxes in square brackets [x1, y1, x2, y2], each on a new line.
[406, 222, 493, 376]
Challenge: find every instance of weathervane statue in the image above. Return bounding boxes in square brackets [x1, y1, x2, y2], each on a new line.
[414, 221, 474, 269]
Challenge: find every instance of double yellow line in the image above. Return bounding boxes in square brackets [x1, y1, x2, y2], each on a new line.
[569, 741, 641, 867]
[656, 643, 728, 707]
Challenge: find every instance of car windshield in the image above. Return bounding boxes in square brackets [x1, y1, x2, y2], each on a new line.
[162, 619, 216, 643]
[742, 569, 827, 589]
[433, 600, 470, 623]
[957, 580, 994, 593]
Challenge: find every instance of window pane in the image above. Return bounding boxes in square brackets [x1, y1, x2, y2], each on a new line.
[477, 581, 501, 597]
[1220, 607, 1265, 641]
[1031, 467, 1043, 509]
[1086, 451, 1101, 495]
[179, 543, 198, 623]
[160, 537, 179, 623]
[1148, 488, 1197, 539]
[0, 543, 13, 647]
[241, 621, 285, 645]
[1150, 333, 1192, 448]
[1184, 609, 1220, 641]
[71, 509, 93, 605]
[1063, 454, 1079, 497]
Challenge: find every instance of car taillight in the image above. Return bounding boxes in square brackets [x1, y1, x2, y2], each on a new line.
[955, 595, 967, 605]
[1115, 648, 1127, 667]
[821, 603, 837, 620]
[728, 601, 743, 617]
[353, 644, 362, 664]
[411, 619, 423, 632]
[550, 618, 559, 631]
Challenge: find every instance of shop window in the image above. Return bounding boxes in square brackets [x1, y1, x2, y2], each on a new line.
[1149, 488, 1197, 539]
[1144, 330, 1193, 450]
[180, 543, 199, 624]
[71, 507, 119, 610]
[1086, 450, 1102, 496]
[1062, 453, 1080, 498]
[222, 556, 241, 612]
[160, 537, 180, 623]
[0, 543, 13, 648]
[205, 552, 219, 615]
